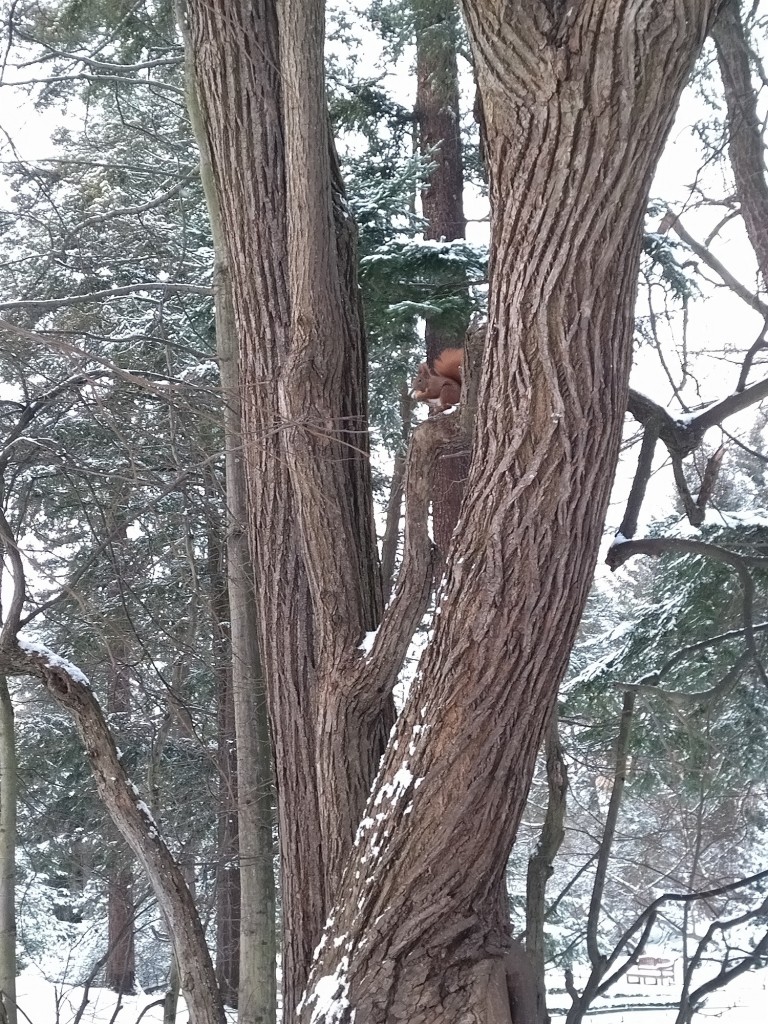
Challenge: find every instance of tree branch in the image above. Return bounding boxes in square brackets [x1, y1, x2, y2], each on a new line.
[0, 281, 211, 313]
[65, 168, 198, 238]
[607, 537, 768, 687]
[712, 0, 768, 289]
[2, 637, 224, 1023]
[662, 209, 768, 319]
[357, 412, 465, 706]
[618, 427, 658, 539]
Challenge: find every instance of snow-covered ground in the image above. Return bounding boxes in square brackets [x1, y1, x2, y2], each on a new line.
[549, 961, 768, 1022]
[12, 962, 768, 1023]
[15, 968, 238, 1024]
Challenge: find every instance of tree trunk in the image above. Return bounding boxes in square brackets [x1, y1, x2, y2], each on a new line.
[415, 0, 470, 557]
[297, 3, 722, 1021]
[104, 584, 136, 996]
[712, 0, 768, 290]
[176, 12, 279, 1019]
[182, 1, 397, 1015]
[105, 860, 136, 995]
[525, 715, 568, 1024]
[0, 677, 16, 1024]
[210, 536, 241, 1010]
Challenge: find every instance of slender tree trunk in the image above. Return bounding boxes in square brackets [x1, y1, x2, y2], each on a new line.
[163, 956, 181, 1024]
[415, 0, 470, 557]
[565, 692, 636, 1024]
[712, 0, 768, 289]
[209, 530, 241, 1010]
[104, 529, 136, 996]
[105, 860, 135, 995]
[381, 385, 415, 600]
[0, 677, 16, 1024]
[177, 9, 278, 1021]
[296, 4, 722, 1021]
[525, 715, 568, 1024]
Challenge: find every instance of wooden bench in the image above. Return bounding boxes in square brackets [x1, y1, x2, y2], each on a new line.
[626, 956, 675, 986]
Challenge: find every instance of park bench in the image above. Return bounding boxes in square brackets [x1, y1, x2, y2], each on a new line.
[626, 956, 675, 986]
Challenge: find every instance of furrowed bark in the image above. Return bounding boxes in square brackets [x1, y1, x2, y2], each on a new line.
[177, 12, 278, 1018]
[181, 3, 323, 1015]
[712, 0, 768, 289]
[298, 3, 722, 1021]
[182, 0, 396, 1013]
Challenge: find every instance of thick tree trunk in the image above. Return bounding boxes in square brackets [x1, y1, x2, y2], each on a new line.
[0, 677, 16, 1024]
[181, 8, 323, 1013]
[297, 3, 722, 1021]
[415, 0, 469, 557]
[176, 15, 278, 1020]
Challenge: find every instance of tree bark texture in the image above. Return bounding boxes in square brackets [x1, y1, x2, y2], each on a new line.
[182, 1, 399, 1015]
[297, 3, 722, 1021]
[415, 0, 470, 557]
[712, 0, 768, 291]
[177, 14, 278, 1020]
[181, 4, 324, 1014]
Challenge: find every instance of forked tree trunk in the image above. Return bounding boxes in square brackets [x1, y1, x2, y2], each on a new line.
[296, 3, 722, 1021]
[182, 0, 397, 1016]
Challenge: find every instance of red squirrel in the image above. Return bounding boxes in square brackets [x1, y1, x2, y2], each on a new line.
[410, 347, 463, 410]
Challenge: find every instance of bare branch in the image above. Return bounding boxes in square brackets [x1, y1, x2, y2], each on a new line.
[662, 209, 768, 318]
[0, 281, 211, 313]
[66, 168, 198, 237]
[2, 638, 224, 1023]
[618, 427, 658, 538]
[0, 73, 184, 95]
